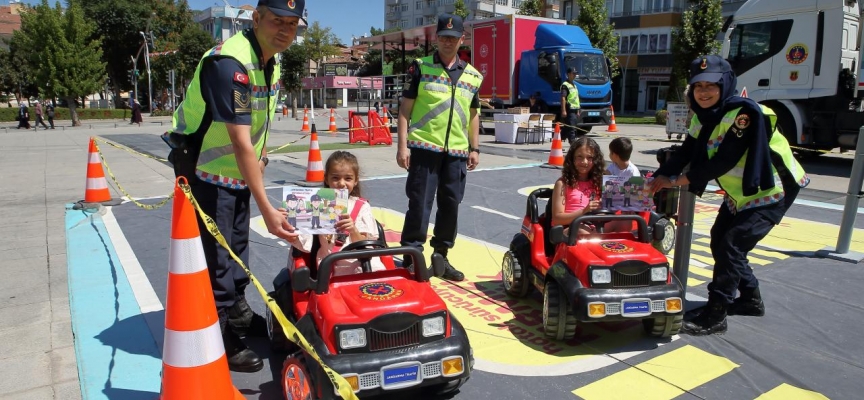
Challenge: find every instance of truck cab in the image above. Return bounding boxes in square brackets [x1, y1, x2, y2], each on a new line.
[518, 24, 613, 126]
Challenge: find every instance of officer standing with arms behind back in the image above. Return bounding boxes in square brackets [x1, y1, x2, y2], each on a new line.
[560, 67, 581, 144]
[396, 14, 483, 281]
[649, 55, 809, 335]
[163, 0, 302, 372]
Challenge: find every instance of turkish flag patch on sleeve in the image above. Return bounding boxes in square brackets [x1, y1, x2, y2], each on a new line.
[233, 72, 249, 84]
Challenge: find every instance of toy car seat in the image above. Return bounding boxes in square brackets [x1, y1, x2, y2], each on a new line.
[541, 200, 555, 257]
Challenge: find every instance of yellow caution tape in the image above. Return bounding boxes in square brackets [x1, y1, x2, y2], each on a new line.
[178, 183, 358, 400]
[94, 137, 169, 163]
[93, 140, 174, 210]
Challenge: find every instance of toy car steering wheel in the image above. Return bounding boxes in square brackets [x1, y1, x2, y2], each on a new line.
[340, 240, 386, 273]
[586, 209, 615, 233]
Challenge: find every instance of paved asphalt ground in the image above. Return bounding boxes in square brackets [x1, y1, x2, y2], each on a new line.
[2, 110, 864, 399]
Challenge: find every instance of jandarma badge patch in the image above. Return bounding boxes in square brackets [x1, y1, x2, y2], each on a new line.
[234, 90, 251, 113]
[359, 282, 404, 301]
[735, 114, 750, 129]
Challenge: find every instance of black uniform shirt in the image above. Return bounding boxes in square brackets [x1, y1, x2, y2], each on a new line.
[200, 29, 276, 126]
[402, 52, 480, 108]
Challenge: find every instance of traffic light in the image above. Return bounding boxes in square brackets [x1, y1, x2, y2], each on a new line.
[128, 69, 135, 81]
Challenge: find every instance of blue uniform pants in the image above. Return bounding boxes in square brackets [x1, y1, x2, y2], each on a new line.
[401, 148, 467, 254]
[190, 179, 251, 317]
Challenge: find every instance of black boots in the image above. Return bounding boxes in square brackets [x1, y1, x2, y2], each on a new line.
[228, 296, 268, 338]
[434, 249, 465, 281]
[221, 307, 264, 373]
[729, 288, 765, 316]
[682, 302, 728, 336]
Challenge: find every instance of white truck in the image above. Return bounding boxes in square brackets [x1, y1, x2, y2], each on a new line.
[721, 0, 864, 153]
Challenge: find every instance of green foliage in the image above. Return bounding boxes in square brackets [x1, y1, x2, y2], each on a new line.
[655, 109, 668, 125]
[302, 22, 343, 76]
[0, 107, 130, 122]
[16, 0, 106, 126]
[173, 27, 218, 87]
[453, 0, 470, 19]
[0, 43, 38, 101]
[573, 0, 620, 78]
[669, 0, 723, 102]
[517, 0, 543, 16]
[370, 26, 399, 36]
[281, 44, 308, 93]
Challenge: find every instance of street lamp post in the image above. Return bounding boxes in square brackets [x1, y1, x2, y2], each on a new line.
[130, 55, 139, 106]
[140, 31, 153, 115]
[620, 34, 644, 114]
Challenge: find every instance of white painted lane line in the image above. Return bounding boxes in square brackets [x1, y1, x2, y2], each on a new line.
[472, 206, 521, 220]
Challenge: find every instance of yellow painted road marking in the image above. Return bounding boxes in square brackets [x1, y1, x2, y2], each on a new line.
[755, 383, 829, 400]
[687, 277, 705, 287]
[572, 345, 739, 400]
[694, 237, 786, 264]
[689, 265, 714, 279]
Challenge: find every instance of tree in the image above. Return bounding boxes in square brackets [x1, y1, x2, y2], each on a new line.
[301, 22, 342, 76]
[173, 27, 217, 92]
[517, 0, 543, 16]
[16, 0, 106, 125]
[573, 0, 620, 78]
[668, 0, 723, 102]
[453, 0, 469, 19]
[0, 39, 38, 105]
[281, 44, 308, 95]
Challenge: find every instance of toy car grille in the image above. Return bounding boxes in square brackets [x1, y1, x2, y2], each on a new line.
[369, 322, 421, 351]
[359, 372, 379, 390]
[652, 300, 666, 312]
[423, 361, 442, 378]
[606, 303, 621, 315]
[612, 269, 650, 288]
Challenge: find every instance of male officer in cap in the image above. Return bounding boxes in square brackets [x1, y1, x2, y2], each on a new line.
[163, 0, 304, 372]
[560, 67, 581, 144]
[650, 55, 808, 335]
[396, 13, 483, 281]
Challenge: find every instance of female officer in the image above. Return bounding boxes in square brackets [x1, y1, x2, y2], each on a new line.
[649, 55, 809, 335]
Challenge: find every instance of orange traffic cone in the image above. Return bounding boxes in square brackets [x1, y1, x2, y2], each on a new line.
[606, 106, 619, 132]
[161, 178, 243, 400]
[84, 137, 112, 203]
[301, 108, 310, 132]
[328, 108, 338, 133]
[543, 123, 565, 168]
[381, 107, 390, 128]
[297, 124, 325, 186]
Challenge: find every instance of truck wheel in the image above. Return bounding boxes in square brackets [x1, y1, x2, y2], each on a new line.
[282, 356, 316, 400]
[502, 251, 531, 297]
[652, 218, 675, 255]
[642, 315, 683, 338]
[542, 280, 577, 340]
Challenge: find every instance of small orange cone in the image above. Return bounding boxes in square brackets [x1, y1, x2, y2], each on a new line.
[282, 105, 288, 116]
[606, 106, 619, 132]
[301, 108, 310, 132]
[84, 137, 112, 203]
[543, 123, 565, 168]
[381, 107, 390, 128]
[161, 178, 244, 400]
[297, 124, 325, 186]
[328, 108, 338, 133]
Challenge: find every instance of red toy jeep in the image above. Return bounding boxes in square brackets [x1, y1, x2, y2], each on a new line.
[267, 242, 472, 399]
[502, 188, 684, 340]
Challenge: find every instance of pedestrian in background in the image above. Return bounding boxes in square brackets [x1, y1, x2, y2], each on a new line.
[129, 99, 142, 126]
[34, 100, 48, 129]
[649, 55, 809, 335]
[560, 67, 581, 144]
[45, 101, 55, 129]
[161, 0, 302, 373]
[17, 103, 30, 129]
[396, 13, 483, 281]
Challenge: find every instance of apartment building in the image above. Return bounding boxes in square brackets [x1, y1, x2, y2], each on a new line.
[561, 0, 747, 114]
[0, 2, 24, 50]
[385, 0, 525, 29]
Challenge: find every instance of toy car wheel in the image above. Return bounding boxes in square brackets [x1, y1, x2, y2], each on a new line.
[266, 299, 296, 354]
[642, 315, 683, 338]
[282, 356, 315, 400]
[542, 280, 577, 340]
[502, 251, 530, 298]
[430, 376, 469, 396]
[652, 218, 675, 255]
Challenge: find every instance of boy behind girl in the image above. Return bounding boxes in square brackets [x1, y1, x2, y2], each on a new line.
[605, 137, 641, 179]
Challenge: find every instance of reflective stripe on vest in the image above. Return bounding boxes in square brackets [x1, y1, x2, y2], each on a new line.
[407, 56, 483, 157]
[561, 81, 580, 109]
[691, 105, 808, 212]
[170, 32, 280, 189]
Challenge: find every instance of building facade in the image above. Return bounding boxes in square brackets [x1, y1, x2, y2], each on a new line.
[385, 0, 525, 29]
[0, 2, 24, 50]
[194, 5, 256, 43]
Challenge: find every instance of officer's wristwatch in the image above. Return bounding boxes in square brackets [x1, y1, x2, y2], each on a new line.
[670, 175, 678, 187]
[261, 156, 269, 166]
[469, 146, 480, 154]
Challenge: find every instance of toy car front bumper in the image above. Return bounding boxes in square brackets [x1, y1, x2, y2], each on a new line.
[571, 283, 684, 322]
[318, 334, 472, 397]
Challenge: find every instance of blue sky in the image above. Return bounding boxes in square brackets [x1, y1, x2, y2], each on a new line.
[12, 0, 384, 45]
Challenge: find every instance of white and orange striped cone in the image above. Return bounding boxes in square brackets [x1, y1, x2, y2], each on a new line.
[296, 124, 325, 187]
[328, 108, 338, 133]
[607, 106, 619, 132]
[381, 107, 390, 128]
[542, 123, 565, 169]
[300, 108, 310, 132]
[161, 178, 244, 400]
[75, 137, 121, 209]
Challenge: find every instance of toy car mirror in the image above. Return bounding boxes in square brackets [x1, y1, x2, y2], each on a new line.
[291, 267, 312, 292]
[550, 225, 566, 246]
[430, 253, 446, 278]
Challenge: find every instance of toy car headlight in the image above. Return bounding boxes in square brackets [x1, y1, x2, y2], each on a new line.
[422, 316, 445, 337]
[651, 266, 668, 282]
[339, 328, 366, 350]
[591, 268, 612, 284]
